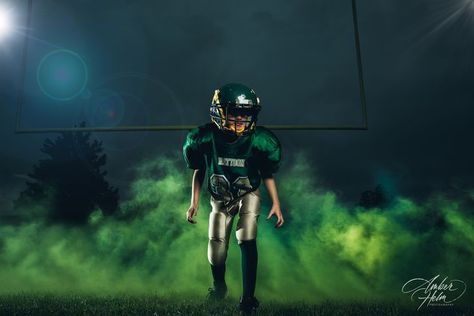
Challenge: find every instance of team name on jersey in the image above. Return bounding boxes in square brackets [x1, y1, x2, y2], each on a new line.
[218, 157, 245, 167]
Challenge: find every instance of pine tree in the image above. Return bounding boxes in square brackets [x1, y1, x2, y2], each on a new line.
[358, 184, 388, 209]
[14, 122, 119, 224]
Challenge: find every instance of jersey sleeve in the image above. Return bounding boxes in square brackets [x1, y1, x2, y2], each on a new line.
[255, 127, 281, 178]
[182, 127, 206, 170]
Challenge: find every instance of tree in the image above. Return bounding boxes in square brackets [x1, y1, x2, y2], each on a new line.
[358, 184, 388, 209]
[14, 122, 119, 224]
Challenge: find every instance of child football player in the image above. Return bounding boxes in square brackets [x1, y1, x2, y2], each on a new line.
[183, 83, 284, 313]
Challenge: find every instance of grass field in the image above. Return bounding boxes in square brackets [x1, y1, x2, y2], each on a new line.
[0, 294, 472, 316]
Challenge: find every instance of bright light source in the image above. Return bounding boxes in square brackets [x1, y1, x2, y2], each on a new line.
[0, 7, 12, 40]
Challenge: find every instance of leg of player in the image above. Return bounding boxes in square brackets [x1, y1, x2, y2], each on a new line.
[207, 197, 236, 301]
[236, 190, 261, 313]
[239, 240, 258, 306]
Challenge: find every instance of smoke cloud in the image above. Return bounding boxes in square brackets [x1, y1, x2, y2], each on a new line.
[0, 153, 472, 305]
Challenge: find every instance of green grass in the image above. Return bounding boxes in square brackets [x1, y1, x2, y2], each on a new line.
[0, 294, 472, 316]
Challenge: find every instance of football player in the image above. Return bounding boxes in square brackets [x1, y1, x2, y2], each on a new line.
[183, 83, 284, 313]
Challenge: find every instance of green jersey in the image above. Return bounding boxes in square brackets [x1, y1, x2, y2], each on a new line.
[183, 123, 281, 202]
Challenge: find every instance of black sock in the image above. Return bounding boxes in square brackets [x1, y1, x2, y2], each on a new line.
[239, 239, 258, 298]
[210, 264, 226, 289]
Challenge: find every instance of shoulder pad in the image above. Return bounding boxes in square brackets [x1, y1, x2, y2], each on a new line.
[186, 123, 213, 146]
[253, 126, 280, 152]
[183, 123, 213, 170]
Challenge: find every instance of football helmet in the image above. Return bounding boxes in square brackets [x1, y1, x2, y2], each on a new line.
[210, 83, 261, 136]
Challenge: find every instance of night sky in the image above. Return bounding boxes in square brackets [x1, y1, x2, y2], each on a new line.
[1, 0, 473, 214]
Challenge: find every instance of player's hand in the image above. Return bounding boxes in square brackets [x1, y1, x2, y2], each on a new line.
[186, 204, 198, 224]
[266, 204, 284, 228]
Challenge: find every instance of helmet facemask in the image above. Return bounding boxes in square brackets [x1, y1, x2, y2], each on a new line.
[225, 107, 258, 136]
[211, 105, 259, 136]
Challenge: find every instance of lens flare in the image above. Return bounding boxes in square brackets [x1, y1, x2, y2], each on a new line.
[419, 0, 474, 42]
[84, 89, 125, 127]
[0, 7, 12, 40]
[36, 49, 88, 101]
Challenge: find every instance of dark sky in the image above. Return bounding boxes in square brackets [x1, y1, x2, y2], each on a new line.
[1, 0, 473, 212]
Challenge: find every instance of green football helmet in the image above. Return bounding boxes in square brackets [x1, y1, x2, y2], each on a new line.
[210, 83, 261, 136]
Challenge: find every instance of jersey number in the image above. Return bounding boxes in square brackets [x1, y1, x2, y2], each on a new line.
[210, 174, 253, 201]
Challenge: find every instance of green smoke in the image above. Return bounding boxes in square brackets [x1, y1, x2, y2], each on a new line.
[0, 153, 473, 304]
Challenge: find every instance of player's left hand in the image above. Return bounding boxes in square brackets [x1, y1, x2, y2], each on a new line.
[266, 204, 284, 228]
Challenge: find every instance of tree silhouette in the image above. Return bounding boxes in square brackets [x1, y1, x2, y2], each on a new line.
[358, 184, 388, 209]
[14, 122, 119, 224]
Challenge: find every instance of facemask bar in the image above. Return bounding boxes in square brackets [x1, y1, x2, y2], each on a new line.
[224, 106, 258, 135]
[210, 103, 260, 135]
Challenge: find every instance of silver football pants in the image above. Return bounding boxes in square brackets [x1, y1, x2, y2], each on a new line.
[208, 189, 261, 266]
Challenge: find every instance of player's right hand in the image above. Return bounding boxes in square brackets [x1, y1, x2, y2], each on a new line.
[186, 204, 198, 224]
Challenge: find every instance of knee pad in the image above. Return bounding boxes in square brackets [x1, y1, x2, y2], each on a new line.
[236, 191, 260, 245]
[236, 214, 259, 244]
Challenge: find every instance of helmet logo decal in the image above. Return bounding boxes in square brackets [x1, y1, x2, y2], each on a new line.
[237, 94, 253, 105]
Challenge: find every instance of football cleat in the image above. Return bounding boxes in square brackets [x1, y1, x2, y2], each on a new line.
[206, 284, 228, 301]
[238, 295, 260, 314]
